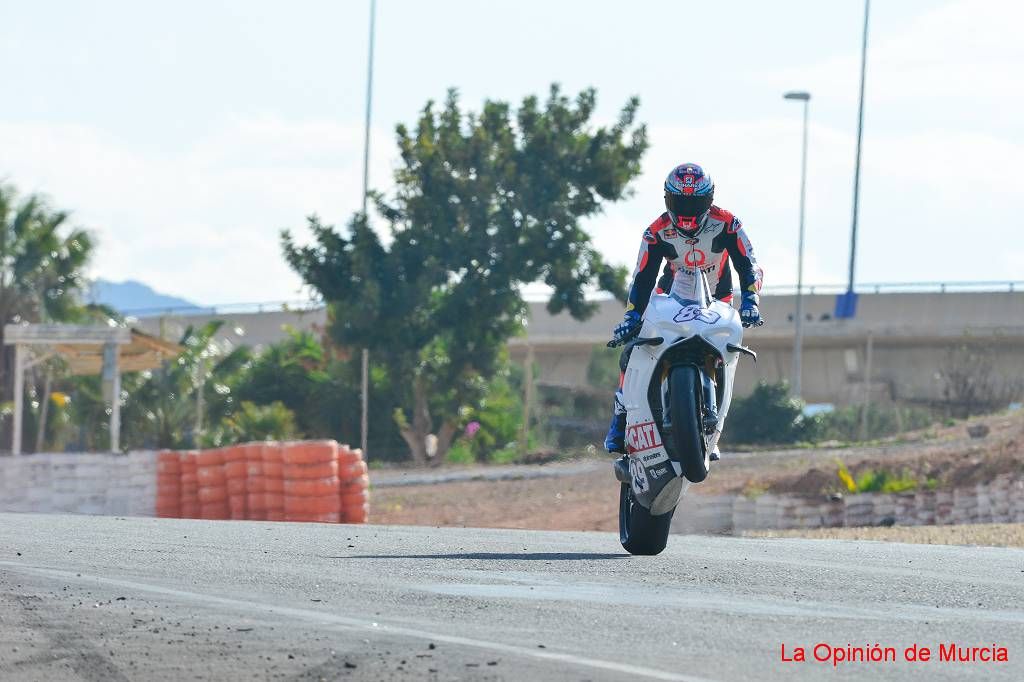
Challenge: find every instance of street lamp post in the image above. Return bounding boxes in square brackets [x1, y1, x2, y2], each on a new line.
[359, 0, 377, 460]
[784, 91, 811, 399]
[839, 0, 871, 319]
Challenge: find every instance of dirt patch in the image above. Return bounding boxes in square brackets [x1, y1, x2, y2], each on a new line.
[368, 411, 1024, 530]
[370, 467, 619, 531]
[705, 411, 1024, 497]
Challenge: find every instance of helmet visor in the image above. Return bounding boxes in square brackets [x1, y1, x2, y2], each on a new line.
[666, 193, 713, 219]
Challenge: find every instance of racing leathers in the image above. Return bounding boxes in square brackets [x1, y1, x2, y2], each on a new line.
[604, 206, 764, 456]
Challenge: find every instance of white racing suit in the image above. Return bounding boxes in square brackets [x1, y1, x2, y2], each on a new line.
[610, 206, 764, 454]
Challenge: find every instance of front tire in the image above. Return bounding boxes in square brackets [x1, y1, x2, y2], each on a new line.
[666, 365, 710, 483]
[619, 482, 675, 555]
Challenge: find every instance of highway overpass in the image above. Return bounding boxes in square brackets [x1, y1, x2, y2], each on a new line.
[510, 290, 1024, 406]
[132, 288, 1024, 407]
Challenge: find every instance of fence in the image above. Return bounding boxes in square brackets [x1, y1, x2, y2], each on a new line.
[0, 440, 369, 524]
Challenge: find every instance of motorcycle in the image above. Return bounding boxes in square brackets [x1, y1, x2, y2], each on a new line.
[612, 268, 757, 555]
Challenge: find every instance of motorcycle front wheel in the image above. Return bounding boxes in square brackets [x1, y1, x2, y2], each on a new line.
[667, 364, 710, 483]
[619, 482, 675, 556]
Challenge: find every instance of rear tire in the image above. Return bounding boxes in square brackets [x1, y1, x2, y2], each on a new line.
[667, 365, 709, 483]
[619, 482, 675, 555]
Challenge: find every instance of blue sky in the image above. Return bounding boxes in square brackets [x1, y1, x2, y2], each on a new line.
[2, 0, 1021, 304]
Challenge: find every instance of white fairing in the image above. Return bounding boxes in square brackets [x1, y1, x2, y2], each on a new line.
[621, 293, 745, 513]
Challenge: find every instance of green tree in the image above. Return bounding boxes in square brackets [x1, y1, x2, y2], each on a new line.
[234, 329, 329, 434]
[0, 183, 93, 448]
[283, 85, 647, 464]
[112, 321, 250, 449]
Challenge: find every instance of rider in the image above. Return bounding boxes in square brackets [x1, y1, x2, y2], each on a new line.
[604, 163, 764, 459]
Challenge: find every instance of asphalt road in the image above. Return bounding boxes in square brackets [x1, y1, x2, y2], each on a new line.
[1, 513, 1023, 681]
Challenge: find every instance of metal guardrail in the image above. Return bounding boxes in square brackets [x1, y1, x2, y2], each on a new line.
[758, 280, 1022, 296]
[119, 281, 1023, 318]
[121, 300, 324, 318]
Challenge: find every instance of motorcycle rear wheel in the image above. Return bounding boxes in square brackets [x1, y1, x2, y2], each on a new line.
[619, 482, 675, 555]
[667, 364, 710, 483]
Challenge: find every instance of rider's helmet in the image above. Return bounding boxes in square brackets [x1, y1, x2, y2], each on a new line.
[664, 163, 714, 231]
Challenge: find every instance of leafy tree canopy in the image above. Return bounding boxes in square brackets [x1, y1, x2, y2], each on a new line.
[284, 85, 647, 463]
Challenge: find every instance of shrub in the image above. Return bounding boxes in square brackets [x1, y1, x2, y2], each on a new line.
[445, 441, 475, 465]
[836, 459, 920, 494]
[810, 404, 933, 442]
[209, 401, 298, 446]
[726, 381, 809, 445]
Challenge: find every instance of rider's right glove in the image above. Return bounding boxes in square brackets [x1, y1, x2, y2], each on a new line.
[740, 292, 764, 328]
[607, 310, 642, 348]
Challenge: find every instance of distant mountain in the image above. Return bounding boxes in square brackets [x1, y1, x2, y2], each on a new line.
[89, 279, 203, 314]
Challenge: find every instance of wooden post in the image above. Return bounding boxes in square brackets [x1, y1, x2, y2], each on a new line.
[859, 332, 874, 441]
[520, 345, 535, 458]
[35, 372, 52, 453]
[109, 342, 121, 452]
[12, 343, 25, 455]
[360, 348, 369, 459]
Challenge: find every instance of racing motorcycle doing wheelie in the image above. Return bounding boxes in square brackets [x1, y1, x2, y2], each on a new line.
[611, 262, 757, 556]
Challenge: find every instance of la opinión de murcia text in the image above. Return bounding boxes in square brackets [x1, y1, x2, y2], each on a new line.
[780, 643, 1009, 667]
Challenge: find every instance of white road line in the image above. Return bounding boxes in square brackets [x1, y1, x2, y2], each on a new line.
[0, 561, 716, 682]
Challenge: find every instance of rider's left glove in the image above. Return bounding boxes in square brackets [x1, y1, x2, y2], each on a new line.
[608, 310, 642, 348]
[740, 292, 764, 328]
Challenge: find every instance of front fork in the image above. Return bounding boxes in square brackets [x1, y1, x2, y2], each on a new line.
[701, 367, 719, 435]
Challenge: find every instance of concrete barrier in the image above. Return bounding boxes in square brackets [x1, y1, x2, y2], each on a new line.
[668, 475, 1024, 535]
[1, 452, 155, 515]
[0, 441, 367, 524]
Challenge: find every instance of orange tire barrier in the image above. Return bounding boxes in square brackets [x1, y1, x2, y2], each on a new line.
[284, 494, 342, 515]
[282, 441, 341, 523]
[196, 448, 227, 520]
[157, 450, 182, 474]
[261, 442, 285, 521]
[153, 440, 367, 524]
[284, 512, 341, 523]
[199, 502, 230, 520]
[246, 445, 267, 521]
[340, 475, 369, 493]
[342, 504, 369, 524]
[180, 451, 199, 519]
[197, 466, 226, 486]
[339, 460, 368, 481]
[224, 445, 248, 520]
[156, 450, 181, 518]
[282, 460, 338, 479]
[337, 445, 369, 524]
[281, 440, 337, 465]
[284, 477, 341, 497]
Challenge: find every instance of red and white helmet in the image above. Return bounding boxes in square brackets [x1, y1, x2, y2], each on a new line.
[664, 163, 715, 231]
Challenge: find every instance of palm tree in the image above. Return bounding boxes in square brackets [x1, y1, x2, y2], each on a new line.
[115, 321, 252, 449]
[0, 183, 93, 448]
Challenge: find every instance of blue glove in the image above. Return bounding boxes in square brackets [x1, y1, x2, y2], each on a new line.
[608, 310, 642, 348]
[740, 292, 763, 328]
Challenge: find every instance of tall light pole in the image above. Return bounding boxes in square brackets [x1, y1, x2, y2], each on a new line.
[839, 0, 871, 319]
[784, 91, 811, 399]
[359, 0, 377, 459]
[361, 0, 376, 214]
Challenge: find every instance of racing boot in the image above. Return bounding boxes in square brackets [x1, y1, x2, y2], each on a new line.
[612, 454, 631, 483]
[603, 390, 627, 455]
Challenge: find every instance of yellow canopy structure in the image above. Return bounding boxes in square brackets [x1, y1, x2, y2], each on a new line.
[3, 324, 183, 454]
